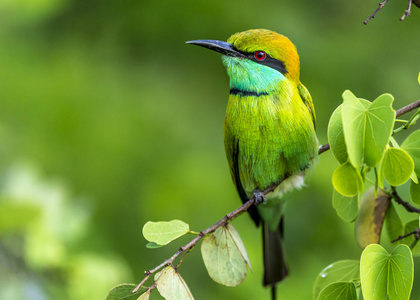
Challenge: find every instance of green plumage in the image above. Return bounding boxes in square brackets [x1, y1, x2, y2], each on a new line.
[187, 29, 318, 298]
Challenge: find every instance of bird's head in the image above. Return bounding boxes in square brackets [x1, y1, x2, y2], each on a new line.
[187, 29, 301, 94]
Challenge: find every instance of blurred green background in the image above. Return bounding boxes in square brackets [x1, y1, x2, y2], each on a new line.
[0, 0, 419, 299]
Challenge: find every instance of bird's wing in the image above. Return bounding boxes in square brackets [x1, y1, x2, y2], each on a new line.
[225, 129, 261, 226]
[298, 83, 316, 130]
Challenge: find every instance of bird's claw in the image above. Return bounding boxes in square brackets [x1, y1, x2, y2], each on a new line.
[253, 189, 266, 205]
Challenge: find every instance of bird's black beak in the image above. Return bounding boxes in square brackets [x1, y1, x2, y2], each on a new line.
[186, 39, 245, 58]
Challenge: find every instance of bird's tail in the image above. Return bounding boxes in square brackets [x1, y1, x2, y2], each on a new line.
[262, 217, 288, 299]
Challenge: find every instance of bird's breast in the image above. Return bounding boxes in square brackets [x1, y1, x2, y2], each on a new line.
[224, 86, 317, 196]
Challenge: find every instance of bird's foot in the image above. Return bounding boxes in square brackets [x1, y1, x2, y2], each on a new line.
[253, 189, 266, 205]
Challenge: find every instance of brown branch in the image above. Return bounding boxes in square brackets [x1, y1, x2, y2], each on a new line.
[364, 0, 390, 24]
[318, 144, 330, 155]
[132, 99, 420, 294]
[132, 175, 290, 294]
[391, 187, 420, 213]
[396, 99, 420, 117]
[400, 0, 412, 20]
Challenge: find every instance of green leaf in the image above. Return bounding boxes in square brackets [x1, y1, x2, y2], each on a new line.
[142, 220, 189, 246]
[401, 129, 420, 176]
[360, 244, 388, 300]
[332, 189, 358, 222]
[155, 266, 194, 300]
[410, 180, 420, 204]
[317, 282, 357, 300]
[105, 284, 147, 300]
[381, 147, 414, 186]
[388, 245, 414, 300]
[355, 187, 390, 248]
[342, 91, 395, 168]
[360, 244, 414, 300]
[313, 260, 359, 299]
[384, 202, 403, 243]
[327, 105, 348, 164]
[332, 162, 363, 197]
[201, 223, 250, 287]
[341, 91, 370, 167]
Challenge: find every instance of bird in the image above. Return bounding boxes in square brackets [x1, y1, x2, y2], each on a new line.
[187, 29, 318, 299]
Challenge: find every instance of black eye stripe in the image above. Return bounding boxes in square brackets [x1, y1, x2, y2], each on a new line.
[246, 52, 288, 75]
[230, 45, 288, 75]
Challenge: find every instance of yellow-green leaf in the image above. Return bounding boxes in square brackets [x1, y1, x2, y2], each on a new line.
[342, 91, 395, 168]
[332, 189, 358, 222]
[332, 161, 363, 197]
[410, 180, 420, 204]
[155, 266, 194, 300]
[360, 244, 414, 300]
[313, 260, 359, 299]
[327, 105, 348, 164]
[382, 148, 414, 186]
[317, 282, 357, 300]
[401, 130, 420, 176]
[384, 202, 403, 243]
[142, 220, 189, 246]
[201, 223, 250, 287]
[355, 187, 390, 248]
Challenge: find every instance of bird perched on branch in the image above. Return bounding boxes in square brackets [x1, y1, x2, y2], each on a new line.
[187, 29, 318, 299]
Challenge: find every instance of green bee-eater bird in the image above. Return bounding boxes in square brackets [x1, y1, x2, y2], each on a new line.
[187, 29, 318, 298]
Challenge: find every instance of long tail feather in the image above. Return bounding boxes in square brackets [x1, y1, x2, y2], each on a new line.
[262, 218, 288, 299]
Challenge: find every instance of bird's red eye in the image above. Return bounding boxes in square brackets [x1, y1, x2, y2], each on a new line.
[254, 51, 266, 61]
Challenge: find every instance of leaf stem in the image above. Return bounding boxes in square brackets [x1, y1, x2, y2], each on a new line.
[393, 108, 420, 135]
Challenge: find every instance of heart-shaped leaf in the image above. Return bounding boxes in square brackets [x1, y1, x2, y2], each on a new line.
[342, 91, 395, 168]
[360, 244, 413, 300]
[142, 220, 189, 246]
[201, 223, 250, 287]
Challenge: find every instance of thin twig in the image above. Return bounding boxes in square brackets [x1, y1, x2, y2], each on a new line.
[400, 0, 413, 20]
[132, 99, 420, 294]
[395, 99, 420, 117]
[391, 228, 420, 243]
[132, 174, 290, 294]
[391, 186, 420, 213]
[318, 144, 330, 155]
[364, 0, 390, 25]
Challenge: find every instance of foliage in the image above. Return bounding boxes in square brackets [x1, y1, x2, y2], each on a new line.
[1, 1, 420, 299]
[318, 87, 420, 300]
[107, 87, 420, 299]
